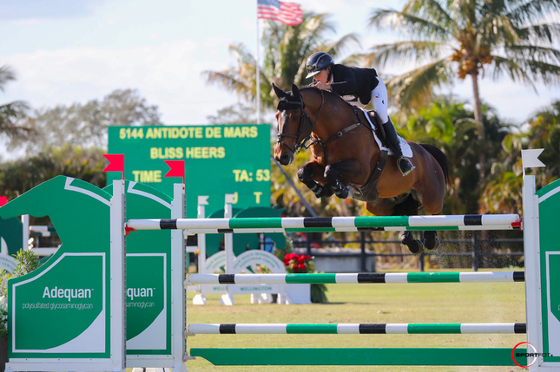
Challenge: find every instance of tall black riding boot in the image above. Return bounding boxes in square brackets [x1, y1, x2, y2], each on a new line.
[382, 118, 415, 176]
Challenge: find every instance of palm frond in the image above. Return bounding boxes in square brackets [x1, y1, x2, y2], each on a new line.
[515, 23, 560, 46]
[520, 59, 560, 84]
[326, 33, 361, 57]
[385, 58, 453, 111]
[363, 40, 450, 69]
[478, 13, 519, 45]
[503, 44, 560, 64]
[0, 66, 16, 92]
[488, 55, 537, 89]
[0, 100, 32, 139]
[402, 0, 459, 33]
[368, 9, 451, 40]
[507, 0, 560, 26]
[228, 43, 256, 66]
[201, 71, 254, 102]
[446, 0, 477, 29]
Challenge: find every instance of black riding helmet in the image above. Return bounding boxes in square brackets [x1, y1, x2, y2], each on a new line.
[305, 51, 334, 79]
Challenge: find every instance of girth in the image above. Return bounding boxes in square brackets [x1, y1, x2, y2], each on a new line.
[344, 107, 389, 202]
[349, 149, 388, 202]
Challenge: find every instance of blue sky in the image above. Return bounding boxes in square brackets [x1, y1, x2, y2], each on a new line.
[1, 0, 559, 127]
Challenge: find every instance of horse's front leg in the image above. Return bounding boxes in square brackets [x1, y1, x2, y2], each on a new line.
[324, 159, 363, 199]
[297, 161, 333, 198]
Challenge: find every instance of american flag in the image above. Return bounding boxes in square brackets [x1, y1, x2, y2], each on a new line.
[257, 0, 303, 26]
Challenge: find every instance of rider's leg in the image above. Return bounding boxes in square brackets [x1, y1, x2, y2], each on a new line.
[371, 78, 415, 176]
[383, 117, 415, 176]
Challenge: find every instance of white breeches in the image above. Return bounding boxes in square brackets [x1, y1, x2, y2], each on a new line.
[370, 77, 388, 124]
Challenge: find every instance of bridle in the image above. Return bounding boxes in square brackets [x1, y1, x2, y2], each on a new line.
[276, 89, 325, 155]
[276, 87, 372, 165]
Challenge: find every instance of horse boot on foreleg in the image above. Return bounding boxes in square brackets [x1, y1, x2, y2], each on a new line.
[326, 177, 348, 199]
[324, 163, 353, 199]
[423, 230, 439, 250]
[297, 163, 333, 198]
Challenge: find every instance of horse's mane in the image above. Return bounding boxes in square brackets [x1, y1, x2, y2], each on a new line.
[296, 85, 357, 111]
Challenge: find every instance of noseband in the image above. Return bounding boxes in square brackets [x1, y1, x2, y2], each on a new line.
[276, 90, 325, 155]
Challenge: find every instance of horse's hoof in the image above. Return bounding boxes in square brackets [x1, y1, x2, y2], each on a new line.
[316, 186, 333, 198]
[313, 185, 333, 198]
[313, 186, 323, 198]
[424, 236, 440, 250]
[406, 239, 424, 254]
[335, 187, 348, 199]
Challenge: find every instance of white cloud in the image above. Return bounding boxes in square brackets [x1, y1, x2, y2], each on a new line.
[2, 37, 241, 124]
[298, 0, 395, 13]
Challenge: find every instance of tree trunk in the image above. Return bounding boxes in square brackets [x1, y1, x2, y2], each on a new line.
[470, 71, 486, 184]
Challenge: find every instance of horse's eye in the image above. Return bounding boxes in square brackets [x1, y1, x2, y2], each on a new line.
[291, 115, 299, 121]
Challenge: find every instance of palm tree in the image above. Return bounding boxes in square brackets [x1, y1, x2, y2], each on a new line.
[366, 0, 560, 184]
[525, 100, 560, 179]
[401, 95, 511, 214]
[0, 65, 30, 140]
[480, 100, 560, 215]
[201, 11, 359, 114]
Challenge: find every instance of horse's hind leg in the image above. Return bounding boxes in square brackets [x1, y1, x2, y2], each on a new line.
[393, 194, 424, 254]
[413, 156, 446, 251]
[423, 230, 439, 250]
[297, 161, 333, 198]
[401, 231, 423, 254]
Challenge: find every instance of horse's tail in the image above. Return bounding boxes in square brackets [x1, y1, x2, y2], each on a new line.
[419, 143, 452, 192]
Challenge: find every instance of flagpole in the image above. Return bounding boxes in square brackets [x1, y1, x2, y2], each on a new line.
[256, 2, 261, 124]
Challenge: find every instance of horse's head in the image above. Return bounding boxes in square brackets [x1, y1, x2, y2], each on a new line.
[273, 83, 315, 166]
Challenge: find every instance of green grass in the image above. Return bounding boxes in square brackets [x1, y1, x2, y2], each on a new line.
[185, 271, 527, 372]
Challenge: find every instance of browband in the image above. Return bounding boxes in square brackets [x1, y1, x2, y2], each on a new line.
[277, 97, 304, 111]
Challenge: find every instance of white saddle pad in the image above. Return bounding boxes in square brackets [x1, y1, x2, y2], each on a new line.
[360, 108, 413, 158]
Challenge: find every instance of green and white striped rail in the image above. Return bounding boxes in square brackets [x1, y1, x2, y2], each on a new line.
[29, 225, 58, 237]
[186, 271, 524, 285]
[127, 214, 521, 233]
[188, 323, 526, 335]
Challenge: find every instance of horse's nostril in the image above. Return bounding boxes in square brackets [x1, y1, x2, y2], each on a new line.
[280, 154, 290, 164]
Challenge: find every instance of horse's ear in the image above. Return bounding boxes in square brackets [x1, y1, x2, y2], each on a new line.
[291, 84, 300, 97]
[272, 83, 286, 99]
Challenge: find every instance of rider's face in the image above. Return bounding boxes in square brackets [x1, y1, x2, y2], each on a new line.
[314, 68, 329, 83]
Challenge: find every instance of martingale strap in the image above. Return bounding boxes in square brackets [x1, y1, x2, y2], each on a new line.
[308, 106, 373, 164]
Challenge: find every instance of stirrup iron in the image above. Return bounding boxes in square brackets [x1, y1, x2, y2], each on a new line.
[398, 157, 415, 177]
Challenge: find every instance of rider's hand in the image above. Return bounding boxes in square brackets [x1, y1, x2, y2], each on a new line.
[314, 81, 331, 91]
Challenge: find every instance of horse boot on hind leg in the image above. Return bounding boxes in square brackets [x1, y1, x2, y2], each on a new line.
[297, 166, 333, 198]
[401, 231, 424, 254]
[423, 230, 440, 250]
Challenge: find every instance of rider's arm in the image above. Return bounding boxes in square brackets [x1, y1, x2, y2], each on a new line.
[330, 65, 357, 95]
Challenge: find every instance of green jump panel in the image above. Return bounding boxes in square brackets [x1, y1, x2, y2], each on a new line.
[191, 347, 527, 366]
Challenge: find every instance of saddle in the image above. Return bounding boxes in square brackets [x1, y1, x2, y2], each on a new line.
[363, 109, 389, 147]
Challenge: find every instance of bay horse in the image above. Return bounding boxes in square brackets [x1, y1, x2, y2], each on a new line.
[273, 83, 451, 253]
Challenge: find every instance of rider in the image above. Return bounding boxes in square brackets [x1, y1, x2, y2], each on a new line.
[305, 51, 415, 177]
